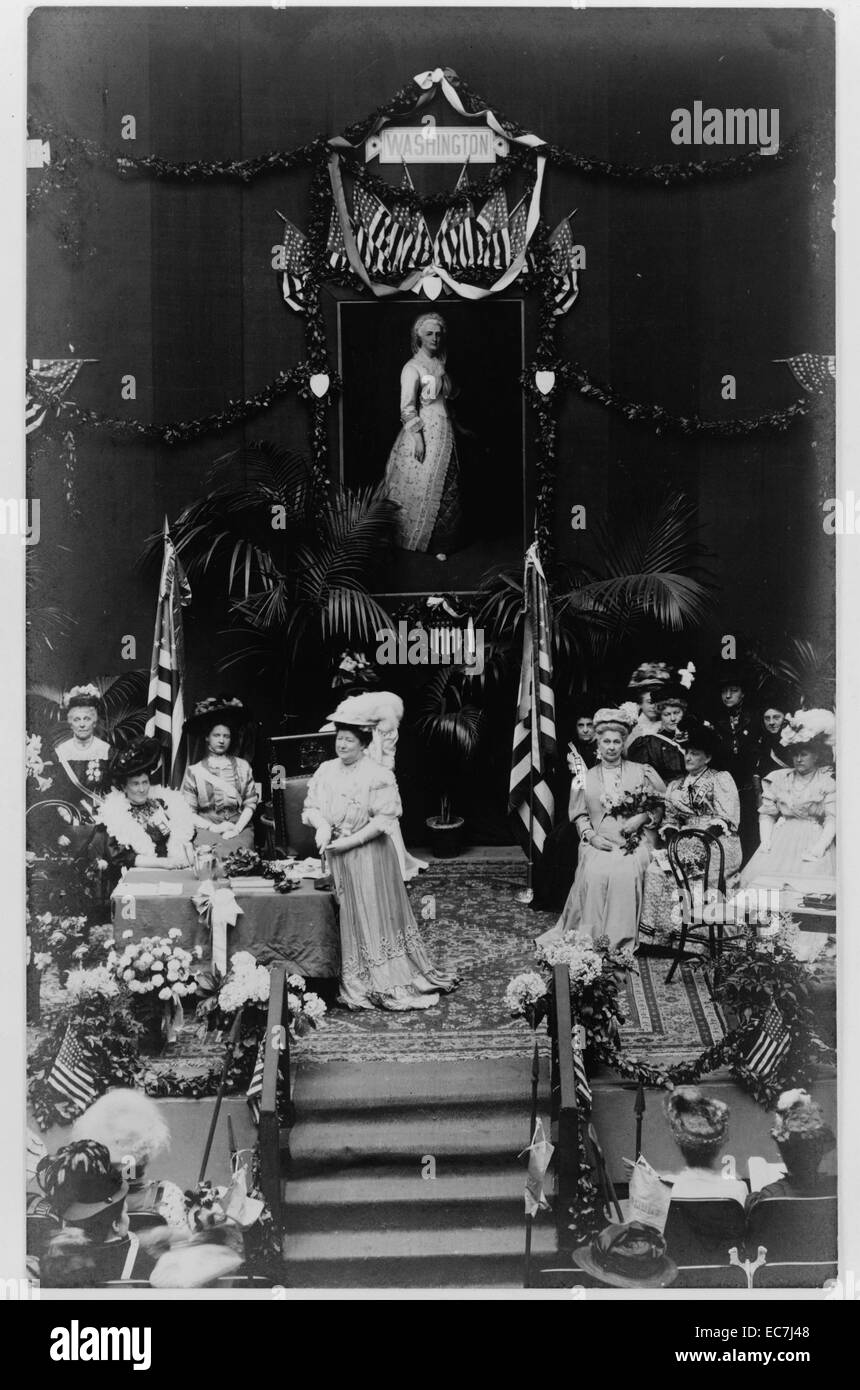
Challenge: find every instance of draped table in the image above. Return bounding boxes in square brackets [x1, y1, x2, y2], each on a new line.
[110, 869, 341, 978]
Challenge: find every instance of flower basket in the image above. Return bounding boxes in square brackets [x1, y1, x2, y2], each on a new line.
[111, 931, 197, 1049]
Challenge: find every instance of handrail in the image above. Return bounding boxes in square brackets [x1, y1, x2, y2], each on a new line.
[550, 962, 580, 1250]
[258, 961, 292, 1243]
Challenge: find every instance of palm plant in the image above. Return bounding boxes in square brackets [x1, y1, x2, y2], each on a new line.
[476, 491, 714, 695]
[415, 666, 484, 825]
[28, 671, 150, 749]
[750, 637, 835, 710]
[148, 442, 398, 701]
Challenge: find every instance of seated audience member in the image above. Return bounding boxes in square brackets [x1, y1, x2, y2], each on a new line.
[71, 1089, 187, 1230]
[628, 682, 689, 783]
[37, 1141, 158, 1286]
[90, 737, 195, 886]
[569, 710, 599, 769]
[624, 662, 672, 750]
[664, 1087, 748, 1205]
[741, 710, 835, 889]
[710, 661, 760, 862]
[748, 1089, 836, 1209]
[181, 696, 259, 862]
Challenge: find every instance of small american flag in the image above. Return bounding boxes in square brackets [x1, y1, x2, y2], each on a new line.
[434, 164, 484, 271]
[548, 217, 580, 317]
[477, 186, 511, 271]
[26, 359, 85, 434]
[572, 1024, 593, 1110]
[781, 354, 835, 395]
[743, 1003, 791, 1081]
[353, 184, 392, 276]
[47, 1025, 99, 1114]
[278, 217, 309, 314]
[326, 205, 351, 274]
[386, 165, 432, 275]
[246, 1041, 265, 1125]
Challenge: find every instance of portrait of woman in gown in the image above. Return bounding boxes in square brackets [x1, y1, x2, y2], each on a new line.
[383, 312, 463, 558]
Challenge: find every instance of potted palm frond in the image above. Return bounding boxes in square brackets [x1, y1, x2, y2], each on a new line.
[416, 667, 484, 858]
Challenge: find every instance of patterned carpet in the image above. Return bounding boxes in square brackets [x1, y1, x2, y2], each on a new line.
[302, 861, 725, 1064]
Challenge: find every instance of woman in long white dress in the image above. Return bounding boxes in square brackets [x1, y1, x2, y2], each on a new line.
[741, 710, 836, 888]
[383, 312, 462, 556]
[302, 720, 458, 1011]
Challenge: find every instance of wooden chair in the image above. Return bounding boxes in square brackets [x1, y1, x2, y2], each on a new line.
[663, 1199, 749, 1288]
[126, 1210, 168, 1233]
[665, 828, 726, 983]
[748, 1194, 837, 1288]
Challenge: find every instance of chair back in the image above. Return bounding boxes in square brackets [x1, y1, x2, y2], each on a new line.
[127, 1210, 168, 1232]
[26, 1193, 60, 1263]
[664, 1198, 746, 1266]
[747, 1194, 837, 1265]
[667, 829, 726, 923]
[272, 778, 316, 858]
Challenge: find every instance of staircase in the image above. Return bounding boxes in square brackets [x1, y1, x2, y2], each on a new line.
[280, 1054, 558, 1288]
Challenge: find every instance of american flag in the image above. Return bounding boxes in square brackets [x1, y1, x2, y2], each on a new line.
[145, 521, 192, 787]
[47, 1025, 99, 1115]
[353, 184, 393, 277]
[548, 217, 580, 317]
[743, 1003, 791, 1081]
[278, 216, 309, 314]
[781, 354, 835, 394]
[508, 197, 527, 260]
[386, 165, 433, 275]
[572, 1024, 593, 1110]
[434, 165, 484, 271]
[326, 205, 351, 275]
[509, 542, 557, 861]
[246, 1041, 265, 1125]
[26, 359, 85, 434]
[477, 186, 511, 271]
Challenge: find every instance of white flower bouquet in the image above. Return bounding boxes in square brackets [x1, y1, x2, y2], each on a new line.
[504, 971, 549, 1019]
[113, 933, 198, 1005]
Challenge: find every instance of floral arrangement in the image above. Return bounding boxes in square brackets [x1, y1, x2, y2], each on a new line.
[596, 786, 664, 854]
[506, 932, 630, 1047]
[504, 972, 548, 1027]
[214, 953, 327, 1039]
[191, 695, 245, 719]
[62, 964, 119, 1002]
[113, 931, 198, 1006]
[332, 650, 378, 690]
[26, 733, 53, 791]
[27, 910, 88, 974]
[63, 683, 101, 708]
[220, 847, 265, 878]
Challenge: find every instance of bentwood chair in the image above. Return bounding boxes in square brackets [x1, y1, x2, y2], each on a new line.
[665, 828, 726, 983]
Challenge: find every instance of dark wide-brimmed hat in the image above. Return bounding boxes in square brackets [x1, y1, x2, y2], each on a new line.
[37, 1141, 129, 1223]
[572, 1221, 677, 1289]
[627, 662, 672, 694]
[709, 656, 755, 690]
[757, 677, 796, 714]
[675, 717, 727, 765]
[664, 1085, 729, 1156]
[63, 684, 103, 714]
[108, 736, 162, 786]
[184, 695, 252, 739]
[653, 682, 693, 709]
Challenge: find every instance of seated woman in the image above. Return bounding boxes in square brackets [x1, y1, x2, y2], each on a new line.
[538, 708, 665, 952]
[91, 737, 195, 885]
[53, 684, 113, 817]
[302, 711, 459, 1011]
[627, 682, 689, 783]
[181, 697, 259, 862]
[640, 719, 741, 951]
[741, 709, 835, 889]
[664, 1086, 748, 1205]
[71, 1089, 187, 1230]
[747, 1089, 836, 1210]
[37, 1140, 158, 1286]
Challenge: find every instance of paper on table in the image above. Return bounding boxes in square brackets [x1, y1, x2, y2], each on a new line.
[157, 880, 185, 896]
[115, 883, 163, 898]
[748, 1156, 787, 1192]
[228, 876, 274, 891]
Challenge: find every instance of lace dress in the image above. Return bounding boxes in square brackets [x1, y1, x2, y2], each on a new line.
[383, 350, 461, 552]
[740, 767, 836, 887]
[302, 756, 458, 1010]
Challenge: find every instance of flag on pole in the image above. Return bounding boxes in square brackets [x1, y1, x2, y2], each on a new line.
[46, 1025, 99, 1115]
[353, 184, 393, 276]
[325, 204, 351, 274]
[509, 542, 557, 859]
[26, 359, 86, 434]
[779, 354, 835, 394]
[477, 185, 511, 271]
[246, 1041, 265, 1125]
[145, 521, 191, 787]
[743, 1003, 791, 1081]
[386, 164, 433, 274]
[548, 217, 580, 316]
[278, 216, 309, 313]
[434, 164, 484, 271]
[518, 1118, 554, 1217]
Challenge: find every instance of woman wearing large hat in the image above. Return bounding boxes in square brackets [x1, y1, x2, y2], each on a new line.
[640, 718, 742, 950]
[741, 709, 836, 891]
[180, 696, 259, 861]
[92, 737, 195, 884]
[302, 701, 458, 1010]
[538, 707, 666, 951]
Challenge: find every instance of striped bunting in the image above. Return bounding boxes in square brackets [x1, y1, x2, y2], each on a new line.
[508, 542, 557, 858]
[145, 522, 191, 787]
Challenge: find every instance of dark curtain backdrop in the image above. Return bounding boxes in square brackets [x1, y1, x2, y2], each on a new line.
[27, 6, 834, 837]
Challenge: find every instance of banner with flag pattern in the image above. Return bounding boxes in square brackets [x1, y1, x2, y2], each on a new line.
[47, 1025, 99, 1115]
[145, 523, 192, 787]
[509, 542, 557, 859]
[26, 359, 85, 434]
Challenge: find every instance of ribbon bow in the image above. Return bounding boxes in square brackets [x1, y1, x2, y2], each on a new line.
[192, 879, 243, 976]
